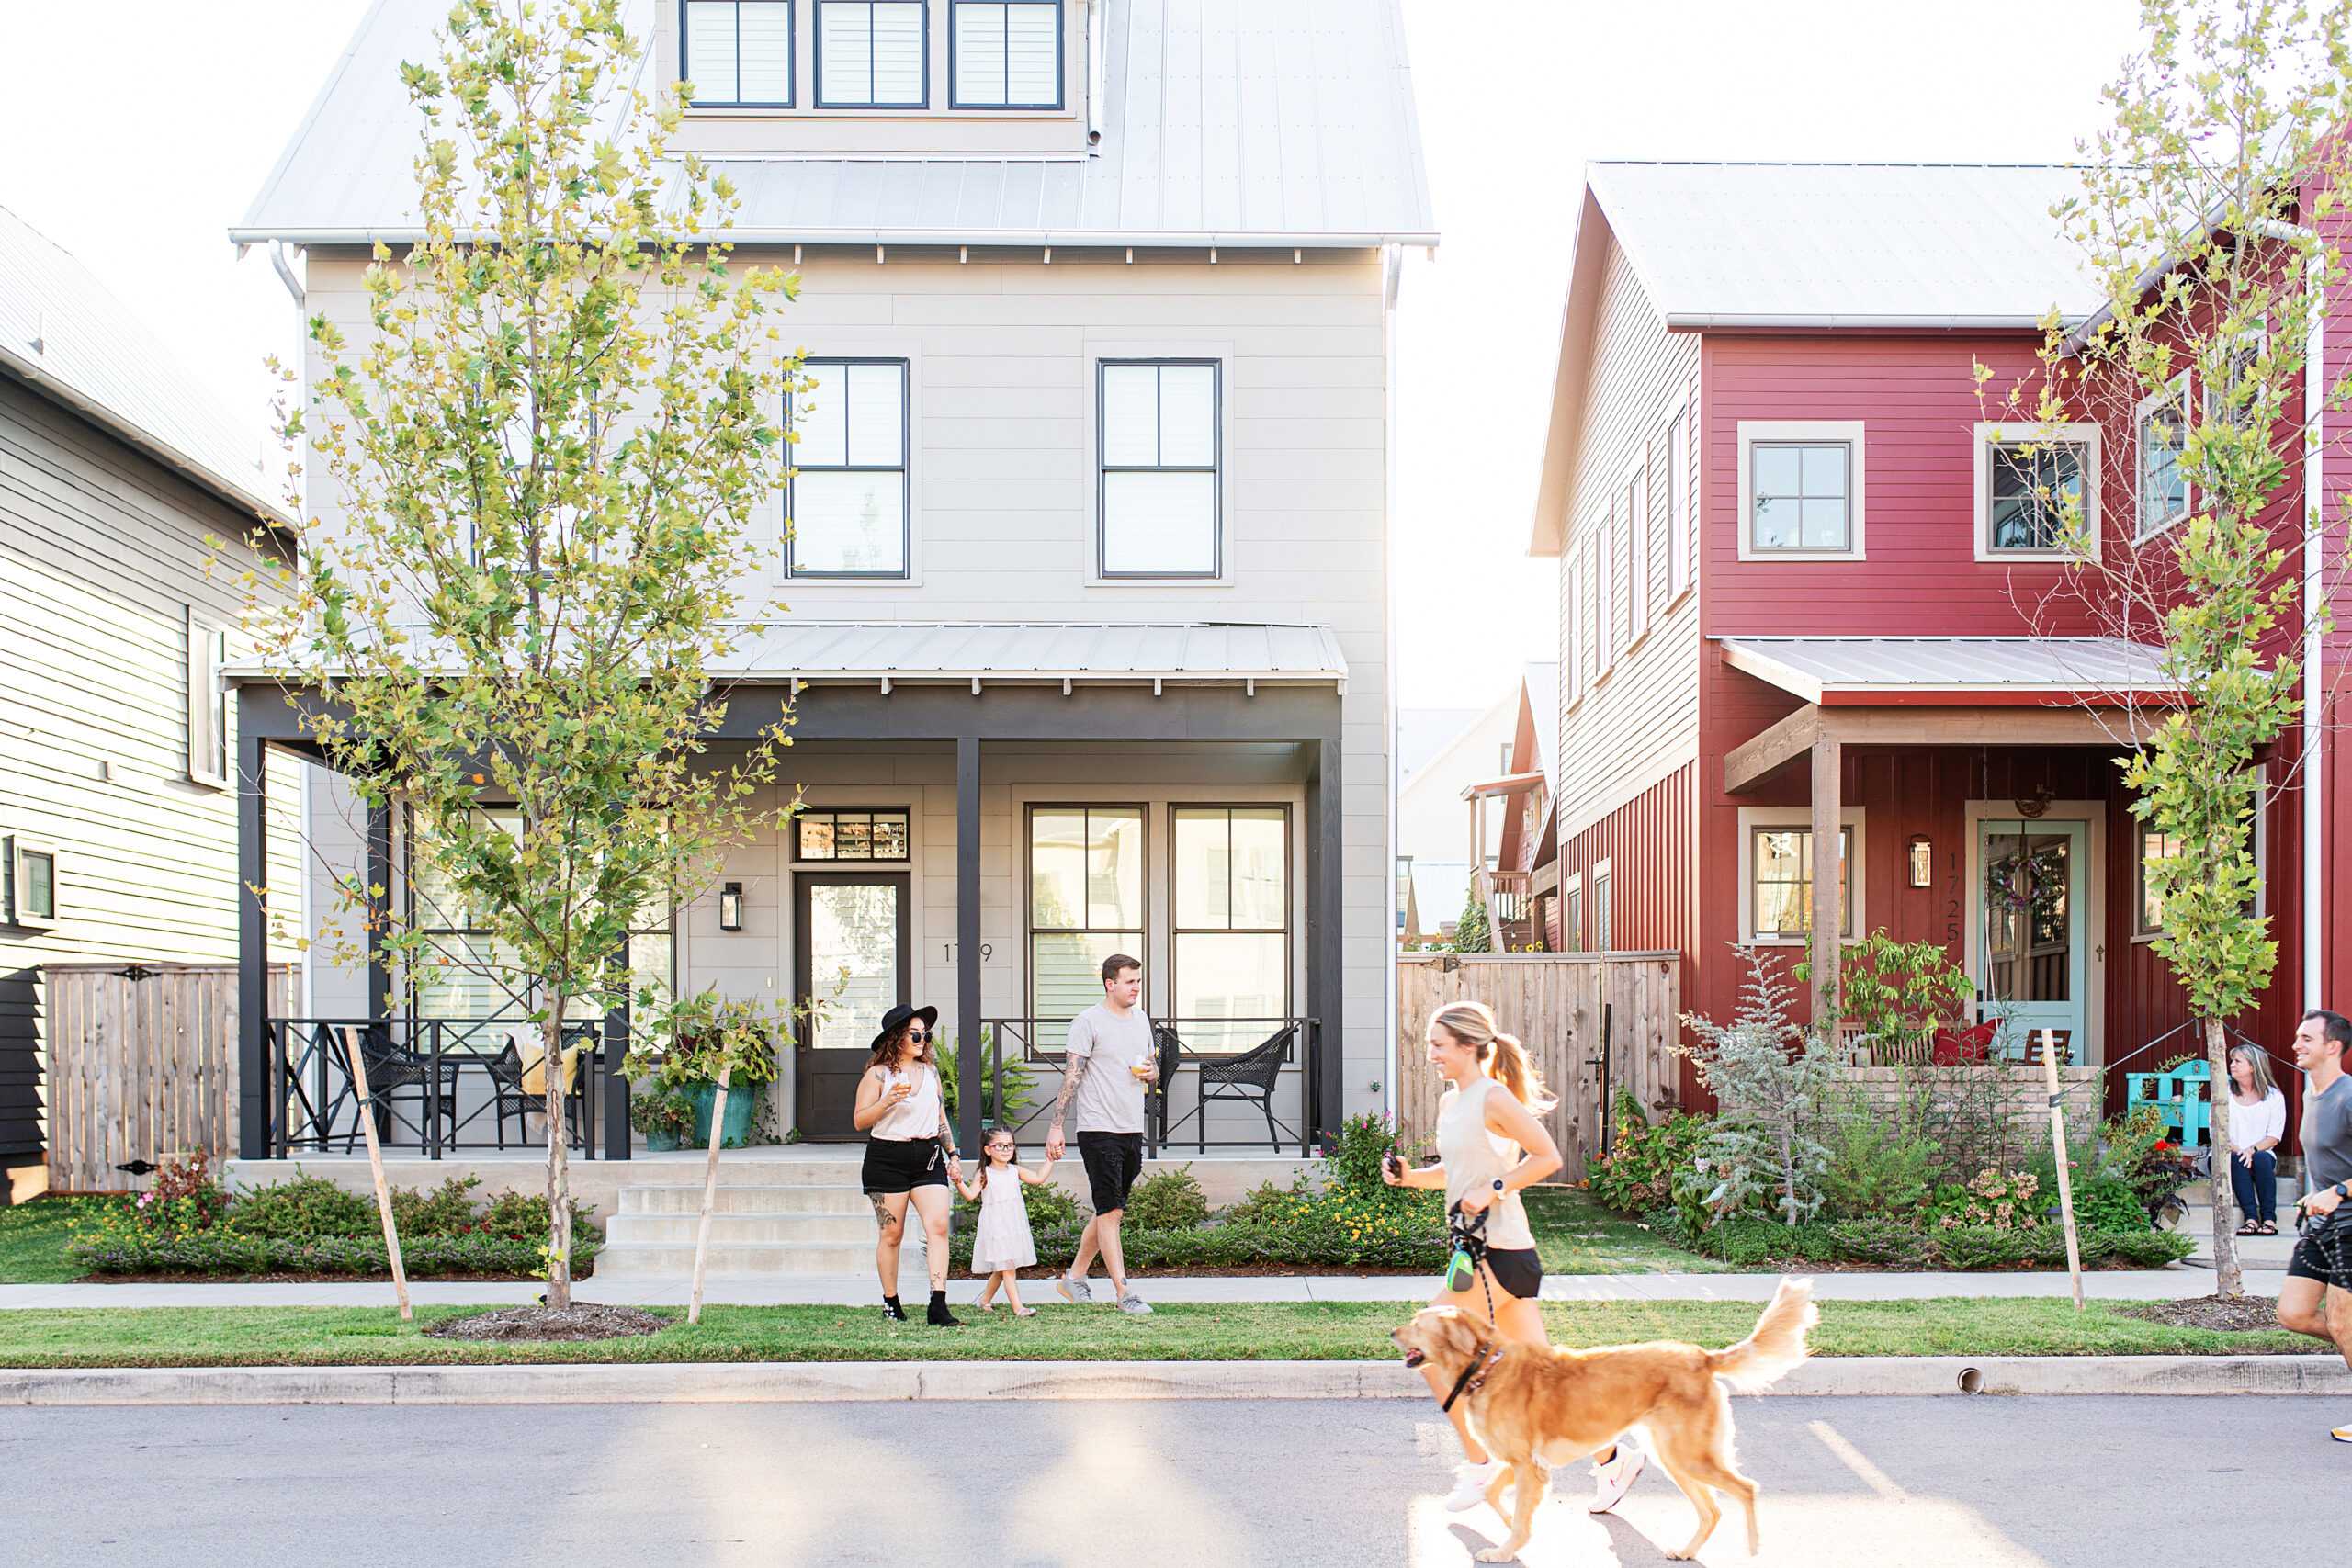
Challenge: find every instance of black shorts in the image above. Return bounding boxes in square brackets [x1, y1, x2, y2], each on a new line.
[862, 1136, 948, 1195]
[1077, 1131, 1144, 1214]
[2288, 1235, 2352, 1289]
[1482, 1247, 1543, 1302]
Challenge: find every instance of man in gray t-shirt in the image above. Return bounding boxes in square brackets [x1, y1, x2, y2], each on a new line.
[1046, 953, 1158, 1314]
[2278, 1010, 2352, 1444]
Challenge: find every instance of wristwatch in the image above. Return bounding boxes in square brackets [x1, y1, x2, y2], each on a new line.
[2334, 1182, 2348, 1201]
[1491, 1178, 1508, 1196]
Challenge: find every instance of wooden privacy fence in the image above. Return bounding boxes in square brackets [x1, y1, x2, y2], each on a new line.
[41, 962, 295, 1192]
[1396, 952, 1681, 1181]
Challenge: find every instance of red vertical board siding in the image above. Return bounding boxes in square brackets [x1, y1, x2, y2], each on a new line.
[1556, 763, 1698, 1105]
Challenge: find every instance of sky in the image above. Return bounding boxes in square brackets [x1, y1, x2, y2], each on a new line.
[2, 0, 2153, 713]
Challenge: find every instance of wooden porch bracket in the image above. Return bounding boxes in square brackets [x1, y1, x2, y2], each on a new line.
[1724, 705, 1824, 795]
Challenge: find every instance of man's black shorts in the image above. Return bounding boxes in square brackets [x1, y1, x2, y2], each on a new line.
[1076, 1131, 1144, 1214]
[2288, 1231, 2352, 1289]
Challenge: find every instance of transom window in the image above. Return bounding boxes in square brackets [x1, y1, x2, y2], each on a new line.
[1749, 442, 1851, 552]
[682, 0, 795, 107]
[817, 0, 927, 107]
[796, 808, 911, 862]
[1027, 806, 1146, 1029]
[1172, 807, 1290, 1054]
[787, 358, 910, 577]
[951, 0, 1059, 107]
[1749, 825, 1854, 941]
[1984, 440, 2086, 555]
[2137, 377, 2189, 539]
[1098, 359, 1221, 577]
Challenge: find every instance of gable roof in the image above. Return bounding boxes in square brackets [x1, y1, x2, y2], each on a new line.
[1398, 706, 1482, 784]
[1530, 162, 2105, 554]
[1520, 660, 1559, 790]
[233, 0, 1437, 249]
[0, 204, 289, 527]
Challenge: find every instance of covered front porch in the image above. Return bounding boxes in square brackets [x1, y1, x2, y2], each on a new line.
[231, 623, 1352, 1165]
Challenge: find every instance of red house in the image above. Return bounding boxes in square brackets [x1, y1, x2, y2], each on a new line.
[1529, 161, 2344, 1129]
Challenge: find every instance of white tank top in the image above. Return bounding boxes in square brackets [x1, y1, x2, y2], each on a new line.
[870, 1062, 943, 1141]
[1436, 1075, 1534, 1250]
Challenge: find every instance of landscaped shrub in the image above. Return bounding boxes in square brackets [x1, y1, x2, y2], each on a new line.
[1226, 1178, 1306, 1226]
[1826, 1218, 1937, 1268]
[1588, 1089, 1712, 1216]
[1931, 1224, 2060, 1271]
[1818, 1087, 1935, 1221]
[1123, 1166, 1210, 1232]
[230, 1175, 379, 1239]
[2098, 1227, 2198, 1267]
[1679, 948, 1838, 1225]
[1927, 1169, 2044, 1232]
[2066, 1175, 2151, 1235]
[392, 1175, 488, 1236]
[67, 1229, 597, 1278]
[1325, 1111, 1418, 1199]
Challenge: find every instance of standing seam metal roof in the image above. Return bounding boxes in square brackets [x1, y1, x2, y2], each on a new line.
[1718, 636, 2178, 701]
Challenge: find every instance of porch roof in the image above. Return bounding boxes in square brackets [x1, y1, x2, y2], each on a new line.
[1718, 636, 2178, 706]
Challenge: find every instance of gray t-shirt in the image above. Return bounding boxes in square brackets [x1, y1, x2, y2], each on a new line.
[1065, 1003, 1153, 1134]
[2302, 1075, 2352, 1193]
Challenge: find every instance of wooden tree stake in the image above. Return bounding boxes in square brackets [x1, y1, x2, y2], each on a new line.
[2041, 1030, 2085, 1313]
[339, 1025, 413, 1322]
[688, 1061, 731, 1325]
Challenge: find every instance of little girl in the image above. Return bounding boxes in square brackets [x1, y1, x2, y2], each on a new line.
[955, 1131, 1055, 1314]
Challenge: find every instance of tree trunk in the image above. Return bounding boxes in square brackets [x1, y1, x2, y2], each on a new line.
[2205, 1014, 2241, 1298]
[543, 1015, 574, 1312]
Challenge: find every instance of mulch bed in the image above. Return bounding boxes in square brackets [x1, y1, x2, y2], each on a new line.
[424, 1303, 668, 1342]
[2118, 1294, 2284, 1333]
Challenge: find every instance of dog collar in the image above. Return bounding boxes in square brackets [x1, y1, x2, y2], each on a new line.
[1441, 1340, 1507, 1414]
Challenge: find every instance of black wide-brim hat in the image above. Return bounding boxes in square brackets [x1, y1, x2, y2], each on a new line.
[871, 1004, 939, 1053]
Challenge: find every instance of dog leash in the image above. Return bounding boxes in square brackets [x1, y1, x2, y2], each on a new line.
[1441, 1337, 1507, 1414]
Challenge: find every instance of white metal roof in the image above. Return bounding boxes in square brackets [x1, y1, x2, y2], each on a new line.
[232, 0, 1436, 248]
[1718, 636, 2178, 705]
[1588, 162, 2103, 329]
[0, 204, 288, 525]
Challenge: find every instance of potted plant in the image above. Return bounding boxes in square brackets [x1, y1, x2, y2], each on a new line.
[625, 993, 780, 1150]
[628, 1090, 695, 1153]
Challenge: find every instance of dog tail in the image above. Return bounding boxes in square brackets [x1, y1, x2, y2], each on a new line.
[1706, 1277, 1818, 1393]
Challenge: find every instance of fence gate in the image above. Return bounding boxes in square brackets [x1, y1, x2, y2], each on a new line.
[1396, 953, 1680, 1180]
[40, 962, 295, 1191]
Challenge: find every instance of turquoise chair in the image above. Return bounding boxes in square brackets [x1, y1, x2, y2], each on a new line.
[2123, 1057, 2212, 1151]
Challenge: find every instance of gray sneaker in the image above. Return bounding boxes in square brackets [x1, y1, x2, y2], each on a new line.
[1116, 1290, 1154, 1315]
[1057, 1271, 1092, 1305]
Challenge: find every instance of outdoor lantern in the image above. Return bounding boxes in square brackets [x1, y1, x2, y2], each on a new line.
[719, 882, 744, 931]
[1907, 835, 1933, 888]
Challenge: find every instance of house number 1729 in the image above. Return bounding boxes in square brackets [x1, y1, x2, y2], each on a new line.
[942, 943, 994, 963]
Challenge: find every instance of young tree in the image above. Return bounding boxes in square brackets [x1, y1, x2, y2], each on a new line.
[1679, 946, 1839, 1227]
[251, 1, 798, 1310]
[1985, 0, 2352, 1294]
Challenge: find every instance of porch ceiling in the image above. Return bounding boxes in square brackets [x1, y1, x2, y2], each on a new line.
[1724, 701, 2165, 795]
[1719, 636, 2178, 707]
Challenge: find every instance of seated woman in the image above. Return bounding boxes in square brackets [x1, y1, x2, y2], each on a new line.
[2225, 1043, 2287, 1236]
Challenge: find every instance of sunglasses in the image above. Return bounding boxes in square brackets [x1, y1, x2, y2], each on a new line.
[905, 1029, 930, 1042]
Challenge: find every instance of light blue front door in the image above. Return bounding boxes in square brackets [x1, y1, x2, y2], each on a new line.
[1978, 819, 2088, 1063]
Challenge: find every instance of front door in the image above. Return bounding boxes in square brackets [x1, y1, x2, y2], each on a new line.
[794, 874, 910, 1140]
[1976, 819, 2087, 1063]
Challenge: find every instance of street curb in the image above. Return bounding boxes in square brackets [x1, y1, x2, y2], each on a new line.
[0, 1355, 2342, 1405]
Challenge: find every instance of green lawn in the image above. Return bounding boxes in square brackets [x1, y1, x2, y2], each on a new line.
[0, 1297, 2319, 1369]
[1523, 1188, 1731, 1274]
[0, 1199, 107, 1285]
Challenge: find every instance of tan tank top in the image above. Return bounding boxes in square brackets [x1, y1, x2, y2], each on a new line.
[1436, 1075, 1534, 1250]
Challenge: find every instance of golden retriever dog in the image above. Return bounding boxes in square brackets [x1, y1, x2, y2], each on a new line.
[1392, 1279, 1817, 1562]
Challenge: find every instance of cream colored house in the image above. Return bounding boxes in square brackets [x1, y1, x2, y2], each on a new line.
[226, 0, 1434, 1164]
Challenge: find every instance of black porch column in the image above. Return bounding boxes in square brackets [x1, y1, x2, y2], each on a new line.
[366, 803, 392, 1020]
[604, 937, 632, 1160]
[1306, 736, 1343, 1150]
[235, 698, 271, 1159]
[956, 734, 983, 1157]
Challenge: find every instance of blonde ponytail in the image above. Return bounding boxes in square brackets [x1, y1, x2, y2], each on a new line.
[1430, 1000, 1555, 1112]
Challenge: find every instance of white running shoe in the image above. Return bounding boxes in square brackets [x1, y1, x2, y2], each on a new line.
[1588, 1445, 1645, 1514]
[1443, 1460, 1500, 1513]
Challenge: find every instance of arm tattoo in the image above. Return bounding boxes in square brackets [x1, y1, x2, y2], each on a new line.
[1053, 1052, 1090, 1122]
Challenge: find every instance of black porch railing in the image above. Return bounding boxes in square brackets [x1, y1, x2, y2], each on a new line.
[976, 1016, 1320, 1158]
[266, 1017, 625, 1160]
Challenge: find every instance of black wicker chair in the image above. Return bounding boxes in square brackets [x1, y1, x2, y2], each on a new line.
[482, 1037, 589, 1150]
[324, 1026, 443, 1152]
[1146, 1024, 1183, 1147]
[1154, 1021, 1295, 1152]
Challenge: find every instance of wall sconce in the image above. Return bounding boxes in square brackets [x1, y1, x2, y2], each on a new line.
[1906, 835, 1933, 888]
[719, 882, 744, 931]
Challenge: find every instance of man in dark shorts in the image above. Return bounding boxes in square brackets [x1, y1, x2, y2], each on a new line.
[2278, 1008, 2352, 1444]
[1046, 953, 1156, 1315]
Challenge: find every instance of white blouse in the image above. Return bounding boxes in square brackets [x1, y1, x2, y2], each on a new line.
[2228, 1089, 2287, 1152]
[870, 1063, 944, 1141]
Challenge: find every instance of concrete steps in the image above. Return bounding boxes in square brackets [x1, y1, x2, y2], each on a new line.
[606, 1211, 876, 1246]
[617, 1184, 872, 1216]
[594, 1175, 903, 1280]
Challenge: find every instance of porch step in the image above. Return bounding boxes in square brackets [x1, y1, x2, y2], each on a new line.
[605, 1211, 876, 1246]
[593, 1238, 908, 1278]
[616, 1184, 873, 1216]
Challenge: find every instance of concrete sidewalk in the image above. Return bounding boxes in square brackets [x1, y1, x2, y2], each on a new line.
[0, 1265, 2255, 1310]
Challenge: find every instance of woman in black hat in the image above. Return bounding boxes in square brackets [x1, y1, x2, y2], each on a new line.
[853, 1004, 963, 1325]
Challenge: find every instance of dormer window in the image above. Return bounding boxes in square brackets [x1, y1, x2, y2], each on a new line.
[817, 0, 928, 107]
[951, 0, 1061, 108]
[682, 1, 795, 108]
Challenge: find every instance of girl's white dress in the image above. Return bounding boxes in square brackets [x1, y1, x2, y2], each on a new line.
[970, 1166, 1037, 1273]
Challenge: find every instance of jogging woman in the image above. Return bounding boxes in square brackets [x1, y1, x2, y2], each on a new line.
[854, 1003, 963, 1326]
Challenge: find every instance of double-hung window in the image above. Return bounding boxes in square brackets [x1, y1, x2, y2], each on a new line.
[1590, 862, 1613, 952]
[1623, 465, 1648, 646]
[2136, 824, 2182, 937]
[1666, 401, 1690, 599]
[5, 837, 56, 929]
[1172, 807, 1290, 1054]
[2136, 375, 2190, 539]
[1976, 423, 2097, 560]
[1027, 806, 1146, 1029]
[186, 609, 231, 788]
[951, 0, 1059, 107]
[788, 358, 910, 577]
[1098, 359, 1220, 577]
[2203, 326, 2267, 430]
[681, 0, 795, 107]
[817, 0, 927, 107]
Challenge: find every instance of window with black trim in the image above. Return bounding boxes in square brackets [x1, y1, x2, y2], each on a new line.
[1984, 437, 2088, 555]
[2136, 376, 2189, 540]
[2136, 823, 2181, 936]
[1172, 806, 1290, 1054]
[951, 0, 1059, 107]
[681, 0, 795, 107]
[797, 808, 911, 861]
[6, 837, 56, 929]
[787, 358, 910, 577]
[1027, 805, 1146, 1029]
[817, 0, 927, 107]
[1098, 359, 1220, 577]
[1748, 824, 1853, 941]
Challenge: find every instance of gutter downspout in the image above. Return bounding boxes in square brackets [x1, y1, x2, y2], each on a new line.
[1084, 0, 1106, 150]
[2304, 246, 2325, 1009]
[267, 242, 306, 310]
[1383, 243, 1403, 1124]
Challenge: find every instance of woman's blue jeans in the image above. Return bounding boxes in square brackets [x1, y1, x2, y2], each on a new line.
[2230, 1148, 2277, 1224]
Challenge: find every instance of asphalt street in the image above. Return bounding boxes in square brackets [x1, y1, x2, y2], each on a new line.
[0, 1393, 2341, 1566]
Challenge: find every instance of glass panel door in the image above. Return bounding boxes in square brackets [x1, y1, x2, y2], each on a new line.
[795, 874, 910, 1138]
[1977, 820, 2087, 1063]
